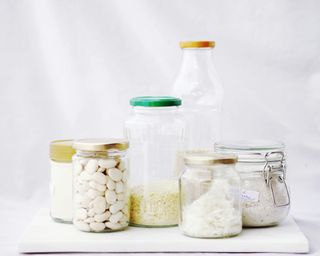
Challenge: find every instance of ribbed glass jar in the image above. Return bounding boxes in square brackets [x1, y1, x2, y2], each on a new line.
[125, 96, 185, 227]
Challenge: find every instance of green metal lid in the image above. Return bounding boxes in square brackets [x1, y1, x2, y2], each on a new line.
[130, 96, 182, 107]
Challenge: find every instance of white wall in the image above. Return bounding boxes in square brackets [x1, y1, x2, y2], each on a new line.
[0, 0, 319, 213]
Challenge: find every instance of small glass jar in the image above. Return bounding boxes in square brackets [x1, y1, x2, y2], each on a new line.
[179, 152, 242, 238]
[72, 139, 129, 232]
[125, 96, 185, 227]
[50, 140, 75, 223]
[215, 141, 290, 227]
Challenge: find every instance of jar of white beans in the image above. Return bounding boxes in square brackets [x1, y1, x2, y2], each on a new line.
[72, 139, 129, 232]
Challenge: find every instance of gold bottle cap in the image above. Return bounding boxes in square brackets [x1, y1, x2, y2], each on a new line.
[50, 140, 75, 162]
[180, 41, 215, 48]
[73, 138, 129, 152]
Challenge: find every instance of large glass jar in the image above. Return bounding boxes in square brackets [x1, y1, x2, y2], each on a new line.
[179, 152, 242, 238]
[215, 141, 290, 227]
[172, 41, 223, 150]
[50, 140, 75, 223]
[125, 96, 185, 227]
[72, 139, 129, 232]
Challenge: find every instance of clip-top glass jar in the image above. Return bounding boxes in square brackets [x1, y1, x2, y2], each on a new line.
[179, 152, 242, 238]
[72, 139, 129, 232]
[125, 96, 185, 227]
[215, 141, 290, 227]
[50, 140, 75, 223]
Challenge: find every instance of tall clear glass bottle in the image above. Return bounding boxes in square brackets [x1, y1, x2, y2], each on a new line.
[172, 41, 223, 150]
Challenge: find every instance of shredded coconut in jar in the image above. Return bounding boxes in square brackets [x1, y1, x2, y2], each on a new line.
[130, 181, 179, 226]
[241, 175, 290, 227]
[181, 179, 242, 238]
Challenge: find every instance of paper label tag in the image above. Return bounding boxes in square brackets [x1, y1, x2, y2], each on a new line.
[242, 190, 260, 202]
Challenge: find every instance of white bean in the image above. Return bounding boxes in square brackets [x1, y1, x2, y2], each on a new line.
[87, 188, 103, 199]
[105, 222, 122, 230]
[117, 193, 124, 201]
[79, 171, 92, 181]
[75, 195, 91, 208]
[107, 168, 122, 182]
[74, 221, 90, 232]
[92, 172, 107, 185]
[94, 211, 111, 222]
[75, 208, 87, 220]
[92, 196, 107, 214]
[89, 181, 106, 192]
[122, 170, 128, 182]
[74, 162, 83, 174]
[109, 211, 123, 224]
[84, 217, 95, 223]
[85, 159, 98, 174]
[98, 159, 117, 169]
[105, 190, 117, 204]
[115, 181, 124, 193]
[88, 208, 95, 217]
[106, 177, 115, 190]
[109, 200, 124, 214]
[90, 222, 105, 232]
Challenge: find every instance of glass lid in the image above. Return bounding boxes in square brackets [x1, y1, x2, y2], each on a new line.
[214, 140, 286, 163]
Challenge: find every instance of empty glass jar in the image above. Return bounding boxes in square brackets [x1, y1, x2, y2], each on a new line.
[125, 96, 185, 227]
[179, 152, 242, 238]
[215, 141, 290, 227]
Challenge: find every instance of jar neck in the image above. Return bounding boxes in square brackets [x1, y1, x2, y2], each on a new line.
[132, 106, 179, 114]
[76, 149, 125, 158]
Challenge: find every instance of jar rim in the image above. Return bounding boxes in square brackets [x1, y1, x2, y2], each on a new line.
[214, 140, 286, 163]
[73, 138, 129, 152]
[183, 151, 237, 166]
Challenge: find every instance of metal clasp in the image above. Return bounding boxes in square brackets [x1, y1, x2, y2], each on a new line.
[263, 151, 290, 207]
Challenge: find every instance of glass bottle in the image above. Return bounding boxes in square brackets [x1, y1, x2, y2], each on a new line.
[172, 41, 223, 150]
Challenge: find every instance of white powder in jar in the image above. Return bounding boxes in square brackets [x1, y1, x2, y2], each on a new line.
[241, 175, 290, 227]
[181, 179, 242, 238]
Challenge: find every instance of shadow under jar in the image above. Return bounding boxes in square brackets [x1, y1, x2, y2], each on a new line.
[72, 139, 129, 232]
[179, 152, 242, 238]
[215, 141, 290, 227]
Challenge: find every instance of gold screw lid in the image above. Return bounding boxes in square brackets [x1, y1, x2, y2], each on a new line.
[180, 41, 215, 48]
[73, 138, 129, 152]
[184, 152, 237, 166]
[50, 140, 75, 162]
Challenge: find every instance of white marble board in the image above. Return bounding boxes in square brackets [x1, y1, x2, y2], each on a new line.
[18, 208, 309, 254]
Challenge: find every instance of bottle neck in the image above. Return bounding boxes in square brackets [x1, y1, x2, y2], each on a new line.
[179, 48, 215, 76]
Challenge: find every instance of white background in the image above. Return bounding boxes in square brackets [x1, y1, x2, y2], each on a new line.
[0, 0, 319, 255]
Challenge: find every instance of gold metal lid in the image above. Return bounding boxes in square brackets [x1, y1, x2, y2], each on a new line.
[184, 152, 237, 166]
[73, 138, 129, 152]
[180, 41, 215, 48]
[50, 140, 75, 162]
